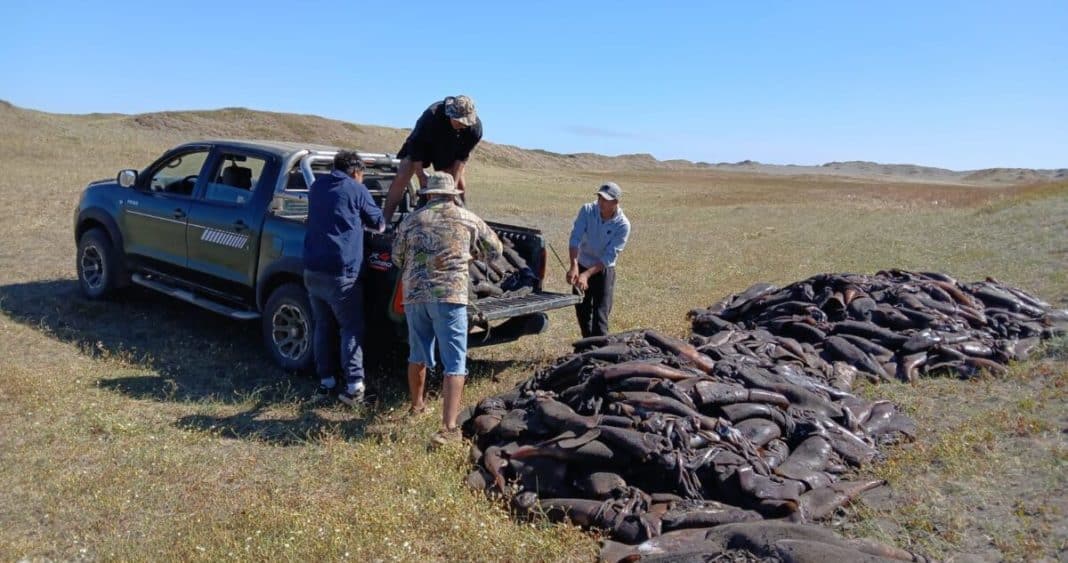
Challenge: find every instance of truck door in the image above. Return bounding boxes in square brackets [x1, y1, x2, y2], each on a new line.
[121, 146, 210, 268]
[185, 148, 273, 288]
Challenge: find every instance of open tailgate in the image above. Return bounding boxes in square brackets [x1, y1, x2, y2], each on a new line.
[469, 291, 580, 321]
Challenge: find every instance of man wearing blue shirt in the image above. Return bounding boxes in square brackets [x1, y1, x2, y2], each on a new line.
[566, 182, 632, 338]
[303, 151, 385, 405]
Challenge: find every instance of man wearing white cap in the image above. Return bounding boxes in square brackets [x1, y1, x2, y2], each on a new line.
[566, 182, 631, 338]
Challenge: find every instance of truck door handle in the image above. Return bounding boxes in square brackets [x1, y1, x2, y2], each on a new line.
[173, 209, 186, 219]
[233, 220, 248, 232]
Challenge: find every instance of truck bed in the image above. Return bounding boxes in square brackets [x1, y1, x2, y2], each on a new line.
[474, 220, 579, 319]
[270, 195, 580, 328]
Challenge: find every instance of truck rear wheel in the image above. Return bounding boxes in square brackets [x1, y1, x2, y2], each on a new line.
[77, 227, 124, 300]
[262, 283, 315, 373]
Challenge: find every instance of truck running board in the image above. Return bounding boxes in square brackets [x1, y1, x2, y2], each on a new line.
[131, 273, 261, 321]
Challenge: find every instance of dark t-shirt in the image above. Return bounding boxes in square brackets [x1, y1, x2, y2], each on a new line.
[397, 100, 483, 170]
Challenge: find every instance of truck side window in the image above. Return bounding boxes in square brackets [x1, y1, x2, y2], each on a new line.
[285, 169, 307, 190]
[203, 153, 267, 205]
[149, 149, 210, 196]
[283, 162, 335, 191]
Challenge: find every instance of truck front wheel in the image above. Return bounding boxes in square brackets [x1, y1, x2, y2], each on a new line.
[77, 227, 125, 300]
[262, 283, 315, 373]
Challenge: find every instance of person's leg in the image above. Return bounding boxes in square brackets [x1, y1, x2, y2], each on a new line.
[304, 271, 339, 392]
[590, 267, 615, 337]
[573, 266, 595, 338]
[407, 363, 427, 412]
[333, 277, 366, 399]
[433, 302, 469, 431]
[405, 302, 436, 413]
[441, 375, 465, 433]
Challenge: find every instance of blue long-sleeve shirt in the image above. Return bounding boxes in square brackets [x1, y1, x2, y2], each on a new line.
[303, 170, 384, 277]
[568, 202, 631, 268]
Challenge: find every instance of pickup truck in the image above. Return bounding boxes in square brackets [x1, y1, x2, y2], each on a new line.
[73, 139, 579, 371]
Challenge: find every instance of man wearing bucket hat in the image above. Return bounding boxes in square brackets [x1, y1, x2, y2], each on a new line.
[383, 95, 483, 223]
[392, 171, 502, 446]
[566, 182, 631, 338]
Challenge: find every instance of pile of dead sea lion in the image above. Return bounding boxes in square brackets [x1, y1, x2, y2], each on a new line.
[688, 270, 1068, 381]
[460, 329, 919, 561]
[469, 237, 538, 299]
[457, 271, 1066, 562]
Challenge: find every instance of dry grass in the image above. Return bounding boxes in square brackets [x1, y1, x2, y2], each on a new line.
[0, 102, 1066, 560]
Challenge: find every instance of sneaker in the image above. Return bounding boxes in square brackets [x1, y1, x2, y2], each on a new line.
[429, 427, 462, 449]
[314, 383, 336, 402]
[338, 388, 366, 407]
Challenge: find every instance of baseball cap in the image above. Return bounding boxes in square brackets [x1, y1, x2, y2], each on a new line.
[595, 182, 622, 201]
[444, 95, 477, 127]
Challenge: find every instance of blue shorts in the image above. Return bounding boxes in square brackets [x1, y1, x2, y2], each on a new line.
[405, 301, 469, 376]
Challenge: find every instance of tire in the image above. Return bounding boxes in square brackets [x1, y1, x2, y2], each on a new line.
[77, 227, 124, 299]
[262, 282, 315, 373]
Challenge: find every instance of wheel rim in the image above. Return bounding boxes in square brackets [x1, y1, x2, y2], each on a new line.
[81, 244, 105, 290]
[272, 303, 309, 361]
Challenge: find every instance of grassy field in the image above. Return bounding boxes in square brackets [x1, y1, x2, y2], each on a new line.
[0, 102, 1066, 561]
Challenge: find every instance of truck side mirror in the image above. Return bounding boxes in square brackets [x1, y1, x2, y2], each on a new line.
[117, 169, 138, 188]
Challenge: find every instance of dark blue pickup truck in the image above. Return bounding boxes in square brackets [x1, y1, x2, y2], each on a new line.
[73, 140, 579, 371]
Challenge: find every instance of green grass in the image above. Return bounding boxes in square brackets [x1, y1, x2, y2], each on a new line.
[0, 103, 1066, 560]
[845, 362, 1068, 560]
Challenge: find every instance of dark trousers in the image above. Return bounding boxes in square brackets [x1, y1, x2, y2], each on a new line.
[304, 270, 366, 387]
[574, 265, 616, 338]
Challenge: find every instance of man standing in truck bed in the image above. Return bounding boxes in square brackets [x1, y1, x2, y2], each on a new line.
[567, 182, 631, 338]
[392, 171, 502, 446]
[303, 151, 385, 406]
[382, 95, 482, 223]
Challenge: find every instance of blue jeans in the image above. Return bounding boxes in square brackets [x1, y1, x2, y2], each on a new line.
[304, 270, 365, 387]
[406, 301, 468, 376]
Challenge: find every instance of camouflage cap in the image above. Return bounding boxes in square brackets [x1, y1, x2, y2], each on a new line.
[419, 171, 463, 196]
[444, 95, 478, 127]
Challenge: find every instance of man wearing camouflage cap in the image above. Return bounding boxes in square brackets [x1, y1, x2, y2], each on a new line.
[383, 95, 483, 223]
[392, 171, 502, 447]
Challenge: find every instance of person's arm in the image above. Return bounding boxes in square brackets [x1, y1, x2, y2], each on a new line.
[566, 206, 587, 285]
[383, 108, 434, 222]
[384, 159, 420, 224]
[391, 221, 408, 267]
[453, 122, 481, 198]
[472, 216, 503, 263]
[574, 262, 603, 291]
[407, 108, 434, 188]
[356, 183, 385, 233]
[451, 160, 467, 194]
[414, 165, 429, 189]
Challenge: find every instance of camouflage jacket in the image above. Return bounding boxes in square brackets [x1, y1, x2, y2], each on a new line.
[392, 200, 503, 305]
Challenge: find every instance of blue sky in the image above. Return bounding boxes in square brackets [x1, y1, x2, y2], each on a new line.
[3, 0, 1066, 169]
